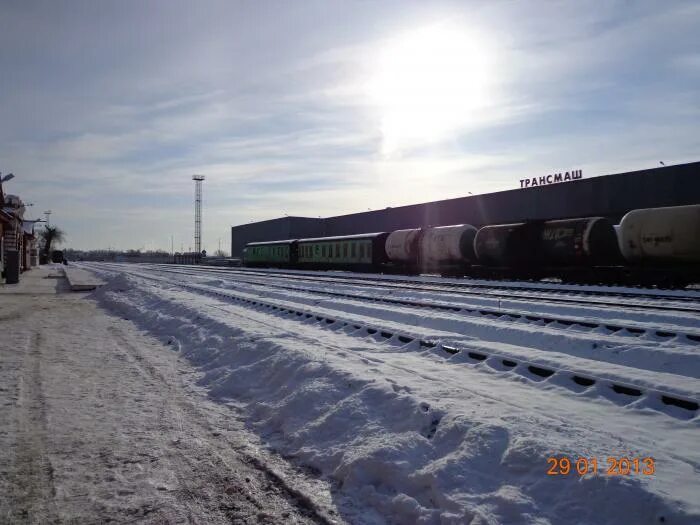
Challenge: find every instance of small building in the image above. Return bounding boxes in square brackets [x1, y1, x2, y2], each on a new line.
[0, 190, 31, 284]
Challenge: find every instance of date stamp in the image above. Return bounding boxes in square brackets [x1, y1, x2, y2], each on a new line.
[547, 457, 655, 476]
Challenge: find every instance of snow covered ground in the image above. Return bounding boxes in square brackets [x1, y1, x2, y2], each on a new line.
[0, 267, 342, 524]
[71, 262, 700, 525]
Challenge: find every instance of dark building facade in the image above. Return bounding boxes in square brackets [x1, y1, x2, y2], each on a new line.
[231, 216, 325, 259]
[230, 162, 700, 257]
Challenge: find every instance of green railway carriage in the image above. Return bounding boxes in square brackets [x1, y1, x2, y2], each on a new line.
[243, 239, 297, 267]
[296, 232, 389, 270]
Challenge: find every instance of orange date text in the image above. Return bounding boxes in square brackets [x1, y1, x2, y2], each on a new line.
[546, 456, 655, 476]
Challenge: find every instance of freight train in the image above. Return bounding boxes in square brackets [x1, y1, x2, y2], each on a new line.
[242, 204, 700, 287]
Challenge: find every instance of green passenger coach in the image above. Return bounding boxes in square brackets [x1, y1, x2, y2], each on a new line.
[242, 233, 389, 270]
[296, 233, 389, 270]
[243, 239, 296, 267]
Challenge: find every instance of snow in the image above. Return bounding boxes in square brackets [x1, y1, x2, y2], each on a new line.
[77, 262, 700, 524]
[0, 268, 342, 523]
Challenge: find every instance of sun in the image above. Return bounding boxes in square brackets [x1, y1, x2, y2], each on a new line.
[367, 23, 494, 154]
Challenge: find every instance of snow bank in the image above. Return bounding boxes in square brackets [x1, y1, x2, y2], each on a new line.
[90, 270, 698, 524]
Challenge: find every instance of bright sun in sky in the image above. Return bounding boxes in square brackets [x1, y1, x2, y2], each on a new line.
[368, 23, 494, 155]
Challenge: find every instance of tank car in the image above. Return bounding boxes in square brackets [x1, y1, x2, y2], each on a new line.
[618, 204, 700, 263]
[385, 228, 422, 269]
[539, 217, 621, 266]
[473, 222, 542, 267]
[418, 224, 477, 271]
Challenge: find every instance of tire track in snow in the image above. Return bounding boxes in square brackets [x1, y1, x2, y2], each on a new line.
[107, 324, 340, 525]
[4, 331, 58, 524]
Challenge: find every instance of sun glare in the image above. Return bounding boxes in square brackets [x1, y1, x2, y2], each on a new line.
[368, 24, 494, 154]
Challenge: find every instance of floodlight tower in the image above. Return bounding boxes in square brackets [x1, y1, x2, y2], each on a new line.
[192, 175, 205, 253]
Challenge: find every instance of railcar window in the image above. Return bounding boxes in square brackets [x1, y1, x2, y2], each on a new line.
[351, 243, 356, 258]
[343, 244, 348, 257]
[335, 243, 340, 257]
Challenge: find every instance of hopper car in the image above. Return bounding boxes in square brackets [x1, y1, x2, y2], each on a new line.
[242, 204, 700, 287]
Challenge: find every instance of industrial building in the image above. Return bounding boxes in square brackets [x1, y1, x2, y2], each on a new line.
[231, 161, 700, 257]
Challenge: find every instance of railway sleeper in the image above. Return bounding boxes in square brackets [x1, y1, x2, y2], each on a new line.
[572, 375, 596, 387]
[527, 365, 555, 379]
[611, 384, 643, 397]
[661, 396, 699, 412]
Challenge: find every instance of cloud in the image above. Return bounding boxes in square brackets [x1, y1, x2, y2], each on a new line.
[0, 0, 698, 250]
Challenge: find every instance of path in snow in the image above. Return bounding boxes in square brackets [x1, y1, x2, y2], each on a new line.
[0, 267, 340, 524]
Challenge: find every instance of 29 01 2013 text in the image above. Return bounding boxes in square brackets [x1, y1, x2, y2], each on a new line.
[546, 457, 655, 476]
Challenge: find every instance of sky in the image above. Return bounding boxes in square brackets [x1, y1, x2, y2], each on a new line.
[1, 0, 698, 252]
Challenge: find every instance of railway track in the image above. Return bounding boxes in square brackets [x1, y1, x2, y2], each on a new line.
[141, 264, 700, 344]
[84, 263, 700, 419]
[150, 263, 700, 315]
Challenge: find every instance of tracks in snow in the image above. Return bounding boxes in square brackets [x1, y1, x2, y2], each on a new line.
[160, 264, 700, 314]
[141, 265, 700, 346]
[88, 263, 700, 420]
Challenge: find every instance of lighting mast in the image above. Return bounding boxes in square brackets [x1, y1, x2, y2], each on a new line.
[192, 175, 205, 254]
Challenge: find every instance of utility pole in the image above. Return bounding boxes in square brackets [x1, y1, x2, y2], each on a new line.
[192, 175, 205, 254]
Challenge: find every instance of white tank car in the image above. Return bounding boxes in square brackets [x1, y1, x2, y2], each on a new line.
[618, 204, 700, 262]
[420, 224, 477, 269]
[385, 228, 422, 263]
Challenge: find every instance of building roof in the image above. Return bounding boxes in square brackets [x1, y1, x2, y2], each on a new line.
[298, 232, 386, 242]
[0, 209, 13, 224]
[246, 239, 297, 247]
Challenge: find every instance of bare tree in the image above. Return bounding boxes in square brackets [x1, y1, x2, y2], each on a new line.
[40, 225, 66, 256]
